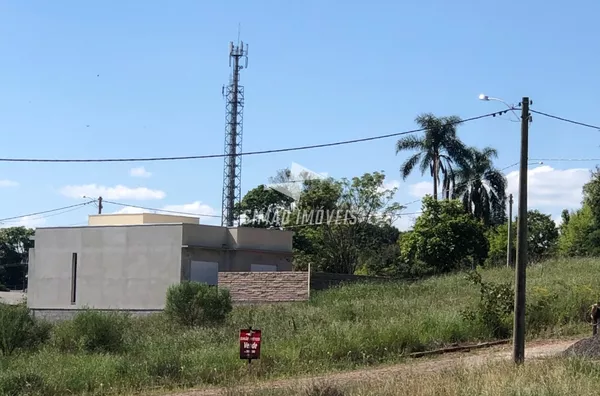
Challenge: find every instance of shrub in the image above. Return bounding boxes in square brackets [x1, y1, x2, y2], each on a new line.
[0, 303, 51, 356]
[52, 309, 131, 353]
[164, 281, 232, 327]
[461, 271, 513, 338]
[0, 372, 48, 396]
[0, 284, 9, 292]
[305, 384, 346, 396]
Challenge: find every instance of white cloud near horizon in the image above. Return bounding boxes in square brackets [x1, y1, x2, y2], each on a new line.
[505, 165, 589, 209]
[378, 179, 400, 193]
[113, 201, 219, 224]
[129, 166, 152, 178]
[0, 179, 19, 188]
[400, 166, 591, 230]
[0, 215, 47, 229]
[409, 181, 433, 198]
[60, 184, 166, 200]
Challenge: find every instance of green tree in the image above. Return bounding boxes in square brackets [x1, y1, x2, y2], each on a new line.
[294, 172, 404, 274]
[0, 227, 34, 289]
[557, 167, 600, 257]
[527, 210, 559, 262]
[486, 210, 559, 265]
[558, 205, 600, 256]
[235, 184, 294, 228]
[395, 113, 468, 200]
[399, 196, 488, 276]
[454, 146, 507, 226]
[583, 166, 600, 223]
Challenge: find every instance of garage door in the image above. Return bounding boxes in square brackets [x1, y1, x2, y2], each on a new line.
[251, 264, 277, 272]
[190, 261, 218, 285]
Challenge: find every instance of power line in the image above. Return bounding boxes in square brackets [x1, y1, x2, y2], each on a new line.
[531, 158, 600, 163]
[398, 160, 522, 207]
[530, 109, 600, 130]
[102, 200, 221, 218]
[0, 201, 95, 223]
[0, 110, 508, 163]
[0, 204, 92, 224]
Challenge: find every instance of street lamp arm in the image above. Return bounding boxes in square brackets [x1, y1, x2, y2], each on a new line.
[486, 97, 521, 122]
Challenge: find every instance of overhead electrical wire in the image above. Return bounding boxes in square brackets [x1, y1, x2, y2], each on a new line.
[530, 109, 600, 131]
[531, 158, 600, 163]
[0, 110, 509, 163]
[0, 204, 92, 224]
[0, 200, 96, 223]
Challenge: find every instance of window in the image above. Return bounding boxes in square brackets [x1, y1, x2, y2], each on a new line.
[251, 264, 277, 272]
[190, 261, 218, 285]
[71, 253, 77, 305]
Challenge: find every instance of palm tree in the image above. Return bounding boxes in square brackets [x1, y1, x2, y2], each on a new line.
[395, 113, 468, 200]
[453, 146, 507, 226]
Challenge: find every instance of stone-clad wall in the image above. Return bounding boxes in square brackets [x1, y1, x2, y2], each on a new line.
[218, 272, 310, 303]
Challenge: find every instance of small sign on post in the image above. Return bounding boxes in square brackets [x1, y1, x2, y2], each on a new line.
[240, 328, 262, 363]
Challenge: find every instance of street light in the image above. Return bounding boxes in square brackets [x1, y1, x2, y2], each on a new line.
[478, 93, 520, 122]
[480, 94, 531, 365]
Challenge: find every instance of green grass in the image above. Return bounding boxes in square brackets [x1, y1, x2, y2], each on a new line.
[1, 257, 599, 395]
[229, 357, 600, 396]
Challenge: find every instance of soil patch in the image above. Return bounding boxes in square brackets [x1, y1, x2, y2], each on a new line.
[562, 336, 600, 359]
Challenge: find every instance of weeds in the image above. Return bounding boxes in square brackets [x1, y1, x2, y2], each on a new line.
[0, 258, 598, 395]
[0, 303, 51, 356]
[164, 281, 233, 327]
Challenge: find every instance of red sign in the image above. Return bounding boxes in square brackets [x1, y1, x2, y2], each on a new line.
[239, 328, 262, 360]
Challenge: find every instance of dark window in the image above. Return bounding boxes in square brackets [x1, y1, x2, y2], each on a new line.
[71, 253, 77, 304]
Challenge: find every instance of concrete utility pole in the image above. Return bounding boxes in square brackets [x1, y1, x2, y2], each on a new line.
[98, 196, 103, 215]
[507, 193, 513, 268]
[513, 97, 530, 365]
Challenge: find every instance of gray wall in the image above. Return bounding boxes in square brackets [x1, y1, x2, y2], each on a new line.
[28, 224, 183, 310]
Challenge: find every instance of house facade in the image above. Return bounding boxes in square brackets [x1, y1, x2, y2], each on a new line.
[27, 214, 293, 319]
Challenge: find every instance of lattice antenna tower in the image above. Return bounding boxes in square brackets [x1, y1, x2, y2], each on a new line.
[221, 39, 248, 226]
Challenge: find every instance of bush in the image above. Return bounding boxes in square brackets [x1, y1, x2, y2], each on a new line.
[0, 303, 51, 356]
[0, 284, 9, 292]
[52, 309, 131, 353]
[164, 281, 232, 327]
[461, 271, 514, 338]
[0, 372, 48, 396]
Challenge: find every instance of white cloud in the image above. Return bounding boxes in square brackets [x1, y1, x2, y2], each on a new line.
[114, 201, 219, 224]
[0, 215, 47, 229]
[409, 181, 433, 198]
[129, 166, 152, 178]
[378, 179, 400, 193]
[506, 166, 589, 209]
[403, 166, 589, 226]
[60, 184, 166, 200]
[394, 213, 419, 231]
[0, 180, 19, 188]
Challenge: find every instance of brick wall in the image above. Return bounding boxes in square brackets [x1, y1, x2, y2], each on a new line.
[218, 272, 310, 303]
[310, 272, 398, 291]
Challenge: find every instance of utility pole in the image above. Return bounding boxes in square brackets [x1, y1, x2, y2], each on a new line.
[513, 97, 530, 364]
[507, 193, 513, 268]
[98, 196, 103, 215]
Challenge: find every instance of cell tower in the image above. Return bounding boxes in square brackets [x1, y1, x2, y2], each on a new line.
[221, 39, 248, 227]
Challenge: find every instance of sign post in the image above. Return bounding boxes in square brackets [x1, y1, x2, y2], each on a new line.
[239, 327, 261, 364]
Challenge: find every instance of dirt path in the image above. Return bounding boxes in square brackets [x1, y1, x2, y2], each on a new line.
[169, 338, 578, 396]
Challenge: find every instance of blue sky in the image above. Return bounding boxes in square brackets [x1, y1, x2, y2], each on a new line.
[1, 0, 599, 230]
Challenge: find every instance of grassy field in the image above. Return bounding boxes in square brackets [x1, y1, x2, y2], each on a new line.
[1, 258, 599, 395]
[232, 357, 600, 396]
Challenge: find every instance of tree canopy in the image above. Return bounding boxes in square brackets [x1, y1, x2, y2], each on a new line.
[0, 226, 34, 289]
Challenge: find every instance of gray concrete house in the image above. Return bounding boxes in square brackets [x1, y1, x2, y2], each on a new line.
[27, 214, 293, 319]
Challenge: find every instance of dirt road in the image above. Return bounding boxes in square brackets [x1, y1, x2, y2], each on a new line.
[167, 338, 577, 396]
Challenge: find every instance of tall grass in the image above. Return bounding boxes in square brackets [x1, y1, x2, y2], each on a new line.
[231, 357, 600, 395]
[0, 258, 599, 395]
